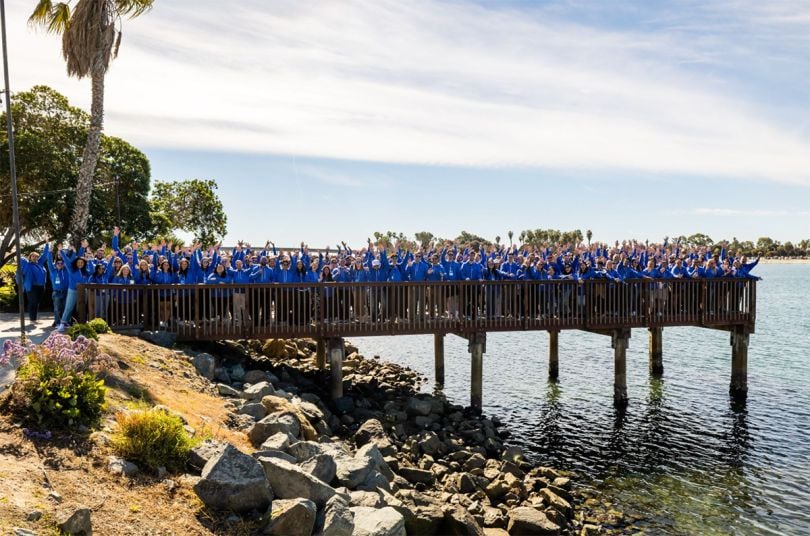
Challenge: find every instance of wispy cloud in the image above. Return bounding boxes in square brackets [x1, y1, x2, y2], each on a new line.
[10, 0, 810, 185]
[693, 208, 810, 217]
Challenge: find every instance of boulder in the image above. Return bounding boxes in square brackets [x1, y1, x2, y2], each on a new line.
[301, 453, 337, 484]
[194, 444, 273, 513]
[57, 507, 92, 535]
[248, 412, 301, 446]
[260, 456, 338, 507]
[260, 431, 296, 452]
[252, 450, 297, 464]
[539, 488, 571, 517]
[244, 369, 269, 384]
[393, 492, 445, 535]
[107, 456, 139, 477]
[261, 395, 318, 440]
[356, 470, 391, 493]
[239, 402, 268, 421]
[506, 507, 560, 535]
[440, 505, 485, 536]
[399, 466, 435, 486]
[350, 506, 406, 536]
[455, 472, 477, 494]
[354, 418, 395, 455]
[190, 353, 216, 379]
[405, 398, 433, 417]
[288, 440, 344, 463]
[350, 490, 384, 507]
[318, 494, 355, 536]
[230, 364, 246, 381]
[263, 498, 316, 536]
[262, 339, 287, 358]
[218, 383, 241, 397]
[243, 381, 275, 401]
[356, 443, 395, 481]
[335, 454, 375, 489]
[189, 439, 227, 471]
[417, 431, 442, 456]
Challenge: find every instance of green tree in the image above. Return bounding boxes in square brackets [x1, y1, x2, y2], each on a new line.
[414, 231, 434, 248]
[0, 86, 151, 268]
[586, 229, 592, 246]
[149, 179, 227, 246]
[30, 0, 154, 243]
[686, 233, 713, 247]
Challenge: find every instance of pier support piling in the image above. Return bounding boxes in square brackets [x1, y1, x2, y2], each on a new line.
[434, 333, 445, 386]
[730, 328, 749, 397]
[549, 331, 559, 380]
[327, 337, 345, 400]
[468, 333, 486, 412]
[612, 329, 631, 406]
[316, 339, 326, 370]
[649, 327, 663, 377]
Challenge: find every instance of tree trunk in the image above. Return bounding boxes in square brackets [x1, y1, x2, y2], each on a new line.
[70, 68, 105, 245]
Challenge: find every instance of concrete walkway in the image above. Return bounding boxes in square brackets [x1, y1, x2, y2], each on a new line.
[0, 312, 55, 393]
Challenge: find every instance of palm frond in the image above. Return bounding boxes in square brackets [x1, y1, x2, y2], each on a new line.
[29, 0, 54, 26]
[47, 3, 72, 34]
[62, 0, 116, 78]
[115, 0, 154, 18]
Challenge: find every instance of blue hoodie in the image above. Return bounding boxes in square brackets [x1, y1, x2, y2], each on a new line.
[18, 244, 49, 291]
[45, 249, 69, 291]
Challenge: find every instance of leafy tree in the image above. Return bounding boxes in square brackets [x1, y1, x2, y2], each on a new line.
[30, 0, 155, 243]
[0, 86, 151, 268]
[414, 231, 434, 248]
[149, 179, 227, 246]
[586, 229, 592, 246]
[686, 233, 713, 247]
[455, 231, 491, 247]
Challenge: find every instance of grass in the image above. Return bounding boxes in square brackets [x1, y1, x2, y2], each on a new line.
[112, 408, 200, 472]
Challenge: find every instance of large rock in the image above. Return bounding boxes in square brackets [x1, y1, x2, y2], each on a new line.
[230, 364, 246, 381]
[418, 431, 442, 456]
[350, 506, 406, 536]
[398, 466, 435, 486]
[252, 449, 297, 464]
[243, 381, 275, 401]
[260, 456, 338, 507]
[262, 339, 287, 358]
[506, 507, 560, 535]
[262, 395, 318, 440]
[393, 490, 444, 535]
[301, 453, 337, 484]
[194, 444, 273, 513]
[356, 443, 395, 481]
[57, 507, 92, 535]
[263, 498, 316, 536]
[239, 402, 268, 421]
[244, 369, 269, 384]
[189, 439, 227, 472]
[539, 488, 571, 517]
[190, 352, 216, 379]
[107, 456, 139, 477]
[441, 505, 485, 536]
[288, 440, 344, 463]
[335, 453, 375, 489]
[405, 398, 433, 417]
[260, 431, 296, 452]
[318, 494, 354, 536]
[248, 412, 302, 446]
[354, 418, 395, 455]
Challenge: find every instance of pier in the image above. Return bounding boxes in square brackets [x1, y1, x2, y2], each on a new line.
[78, 278, 756, 409]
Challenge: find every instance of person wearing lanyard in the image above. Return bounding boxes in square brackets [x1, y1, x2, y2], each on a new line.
[45, 244, 69, 328]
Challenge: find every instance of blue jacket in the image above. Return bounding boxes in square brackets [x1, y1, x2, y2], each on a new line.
[407, 260, 430, 282]
[425, 263, 445, 281]
[18, 244, 49, 291]
[45, 250, 69, 291]
[207, 271, 232, 297]
[60, 250, 91, 290]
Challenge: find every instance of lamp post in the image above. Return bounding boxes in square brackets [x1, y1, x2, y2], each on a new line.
[1, 0, 26, 342]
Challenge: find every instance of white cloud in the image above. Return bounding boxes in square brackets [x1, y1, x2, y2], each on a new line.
[7, 0, 810, 185]
[693, 208, 810, 217]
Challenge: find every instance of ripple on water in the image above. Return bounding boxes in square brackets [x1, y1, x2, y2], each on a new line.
[353, 265, 810, 535]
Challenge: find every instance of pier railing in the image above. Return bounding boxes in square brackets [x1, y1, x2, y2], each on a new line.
[77, 278, 756, 341]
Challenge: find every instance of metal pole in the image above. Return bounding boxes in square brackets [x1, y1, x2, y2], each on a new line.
[1, 0, 26, 342]
[115, 175, 121, 227]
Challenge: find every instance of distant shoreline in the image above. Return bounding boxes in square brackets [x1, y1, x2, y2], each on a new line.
[759, 258, 810, 264]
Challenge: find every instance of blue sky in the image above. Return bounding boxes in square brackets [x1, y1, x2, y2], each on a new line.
[9, 0, 810, 245]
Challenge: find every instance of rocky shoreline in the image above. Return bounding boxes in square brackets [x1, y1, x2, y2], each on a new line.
[170, 335, 629, 535]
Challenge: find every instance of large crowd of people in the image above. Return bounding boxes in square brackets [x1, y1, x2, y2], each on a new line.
[16, 227, 760, 332]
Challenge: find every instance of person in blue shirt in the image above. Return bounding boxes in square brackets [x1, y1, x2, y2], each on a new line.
[153, 259, 178, 328]
[206, 263, 232, 325]
[45, 245, 69, 328]
[109, 263, 137, 326]
[228, 259, 252, 328]
[55, 247, 91, 332]
[351, 257, 369, 322]
[424, 253, 446, 319]
[19, 244, 49, 325]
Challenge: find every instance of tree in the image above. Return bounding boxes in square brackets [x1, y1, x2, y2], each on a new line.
[414, 231, 434, 248]
[686, 233, 713, 247]
[0, 86, 151, 268]
[149, 179, 227, 246]
[586, 229, 592, 246]
[30, 0, 155, 244]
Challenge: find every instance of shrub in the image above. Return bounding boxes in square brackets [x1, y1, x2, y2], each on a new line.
[0, 264, 17, 312]
[67, 323, 99, 341]
[112, 408, 197, 472]
[87, 318, 110, 334]
[3, 333, 115, 429]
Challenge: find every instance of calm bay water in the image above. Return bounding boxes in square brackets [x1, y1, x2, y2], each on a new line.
[353, 264, 810, 535]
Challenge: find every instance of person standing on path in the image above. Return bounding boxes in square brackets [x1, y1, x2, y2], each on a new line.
[18, 244, 50, 325]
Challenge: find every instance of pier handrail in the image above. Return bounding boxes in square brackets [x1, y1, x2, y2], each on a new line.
[76, 278, 756, 341]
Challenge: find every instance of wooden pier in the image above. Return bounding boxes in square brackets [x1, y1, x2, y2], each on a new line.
[78, 278, 756, 409]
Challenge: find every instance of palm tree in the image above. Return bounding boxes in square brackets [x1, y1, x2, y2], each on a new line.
[586, 229, 592, 246]
[30, 0, 154, 243]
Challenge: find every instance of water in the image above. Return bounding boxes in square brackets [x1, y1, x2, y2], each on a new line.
[352, 264, 810, 535]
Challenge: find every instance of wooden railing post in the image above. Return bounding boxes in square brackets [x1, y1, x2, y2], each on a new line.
[77, 284, 86, 323]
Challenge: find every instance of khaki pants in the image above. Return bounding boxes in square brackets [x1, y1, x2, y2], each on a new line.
[232, 293, 246, 327]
